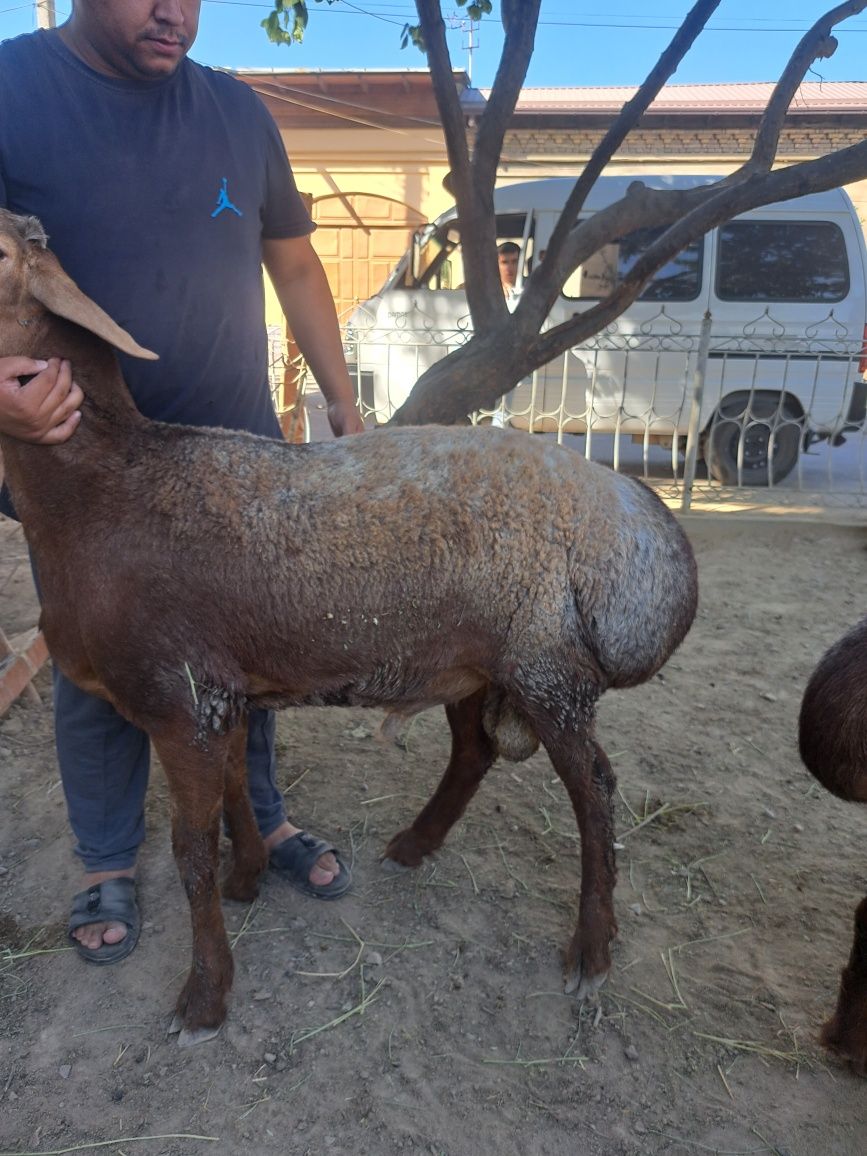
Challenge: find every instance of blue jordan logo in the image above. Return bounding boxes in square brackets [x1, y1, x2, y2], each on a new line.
[211, 177, 243, 219]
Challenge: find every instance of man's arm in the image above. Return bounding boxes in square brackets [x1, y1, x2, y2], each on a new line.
[0, 357, 83, 443]
[262, 236, 364, 438]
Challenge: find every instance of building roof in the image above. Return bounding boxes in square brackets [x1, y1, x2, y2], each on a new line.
[495, 81, 867, 117]
[234, 68, 467, 131]
[231, 70, 867, 132]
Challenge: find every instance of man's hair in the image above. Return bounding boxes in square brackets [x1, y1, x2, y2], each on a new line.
[497, 241, 521, 256]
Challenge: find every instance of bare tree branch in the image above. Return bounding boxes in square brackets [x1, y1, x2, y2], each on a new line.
[520, 0, 867, 336]
[533, 139, 867, 362]
[472, 0, 541, 192]
[745, 0, 867, 173]
[414, 0, 508, 329]
[414, 1, 470, 194]
[530, 0, 723, 327]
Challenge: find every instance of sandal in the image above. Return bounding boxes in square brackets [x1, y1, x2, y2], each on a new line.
[68, 877, 141, 965]
[269, 831, 351, 900]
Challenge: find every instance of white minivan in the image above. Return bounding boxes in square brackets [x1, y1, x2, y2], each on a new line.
[344, 175, 867, 485]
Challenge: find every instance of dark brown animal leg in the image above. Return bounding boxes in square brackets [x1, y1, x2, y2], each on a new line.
[151, 727, 234, 1047]
[821, 896, 867, 1078]
[221, 718, 268, 902]
[384, 687, 495, 867]
[543, 731, 618, 999]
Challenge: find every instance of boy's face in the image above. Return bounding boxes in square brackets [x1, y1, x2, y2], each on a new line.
[498, 251, 520, 287]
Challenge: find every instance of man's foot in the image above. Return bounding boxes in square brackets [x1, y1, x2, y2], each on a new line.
[265, 821, 351, 899]
[68, 872, 140, 964]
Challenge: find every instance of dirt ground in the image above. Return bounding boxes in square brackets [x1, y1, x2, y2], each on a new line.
[0, 509, 865, 1156]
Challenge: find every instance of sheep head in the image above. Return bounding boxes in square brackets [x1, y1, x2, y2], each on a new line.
[0, 208, 157, 361]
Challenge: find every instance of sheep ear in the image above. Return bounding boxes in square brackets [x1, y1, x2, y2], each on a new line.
[28, 254, 158, 361]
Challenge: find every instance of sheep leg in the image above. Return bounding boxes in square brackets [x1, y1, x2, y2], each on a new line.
[221, 718, 268, 902]
[544, 732, 618, 999]
[151, 730, 234, 1047]
[384, 687, 495, 867]
[820, 896, 867, 1077]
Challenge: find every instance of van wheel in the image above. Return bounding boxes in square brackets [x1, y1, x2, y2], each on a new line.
[705, 396, 802, 486]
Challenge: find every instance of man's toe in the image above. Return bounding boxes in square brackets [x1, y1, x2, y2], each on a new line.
[309, 860, 337, 887]
[73, 921, 127, 949]
[68, 879, 140, 964]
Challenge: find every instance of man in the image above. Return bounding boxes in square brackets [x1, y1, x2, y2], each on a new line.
[0, 0, 362, 963]
[490, 242, 524, 427]
[497, 241, 522, 305]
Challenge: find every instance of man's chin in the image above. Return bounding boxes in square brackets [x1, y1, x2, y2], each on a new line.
[131, 55, 184, 80]
[134, 40, 187, 77]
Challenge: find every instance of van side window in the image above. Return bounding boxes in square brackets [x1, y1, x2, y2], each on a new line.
[716, 220, 850, 302]
[563, 226, 703, 301]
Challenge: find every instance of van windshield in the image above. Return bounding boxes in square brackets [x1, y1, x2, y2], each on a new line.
[406, 222, 462, 289]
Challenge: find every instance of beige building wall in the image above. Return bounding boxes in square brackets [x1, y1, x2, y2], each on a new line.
[263, 127, 453, 328]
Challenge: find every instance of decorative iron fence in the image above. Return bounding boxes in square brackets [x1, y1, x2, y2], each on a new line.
[340, 306, 867, 511]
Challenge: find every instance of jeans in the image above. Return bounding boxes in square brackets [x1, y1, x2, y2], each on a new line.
[51, 664, 286, 871]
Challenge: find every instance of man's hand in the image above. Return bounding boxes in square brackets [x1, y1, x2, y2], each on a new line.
[327, 397, 365, 438]
[0, 357, 84, 444]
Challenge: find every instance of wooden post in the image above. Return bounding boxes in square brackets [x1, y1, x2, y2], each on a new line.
[0, 452, 47, 712]
[35, 1, 56, 29]
[0, 627, 48, 714]
[279, 339, 308, 444]
[279, 191, 314, 444]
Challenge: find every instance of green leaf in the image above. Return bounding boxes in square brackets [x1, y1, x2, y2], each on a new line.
[261, 0, 485, 51]
[260, 11, 293, 46]
[401, 22, 426, 54]
[260, 0, 309, 47]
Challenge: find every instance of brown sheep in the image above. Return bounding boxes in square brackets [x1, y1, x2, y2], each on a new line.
[0, 209, 697, 1045]
[799, 615, 867, 1076]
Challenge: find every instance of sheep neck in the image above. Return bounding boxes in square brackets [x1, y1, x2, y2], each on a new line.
[0, 308, 148, 535]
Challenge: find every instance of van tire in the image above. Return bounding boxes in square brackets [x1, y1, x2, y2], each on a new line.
[705, 394, 802, 486]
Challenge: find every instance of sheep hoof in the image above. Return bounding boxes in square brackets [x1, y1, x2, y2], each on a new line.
[382, 829, 428, 867]
[167, 1014, 222, 1046]
[221, 876, 261, 903]
[821, 1018, 867, 1079]
[177, 1023, 222, 1048]
[564, 967, 608, 1000]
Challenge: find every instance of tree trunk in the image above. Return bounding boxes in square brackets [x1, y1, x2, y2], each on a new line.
[389, 327, 532, 427]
